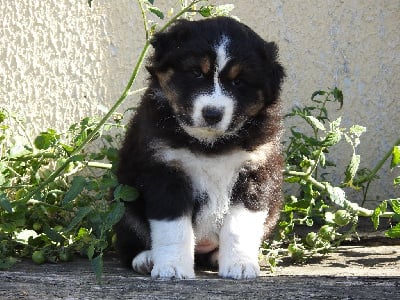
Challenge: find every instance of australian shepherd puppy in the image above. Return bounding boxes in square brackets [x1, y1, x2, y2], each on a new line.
[115, 16, 285, 280]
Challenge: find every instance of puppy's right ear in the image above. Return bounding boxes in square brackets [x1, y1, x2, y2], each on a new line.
[147, 20, 191, 74]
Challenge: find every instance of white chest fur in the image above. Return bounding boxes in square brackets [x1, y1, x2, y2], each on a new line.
[151, 142, 272, 243]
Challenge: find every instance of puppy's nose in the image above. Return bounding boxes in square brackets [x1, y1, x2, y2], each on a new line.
[202, 106, 224, 126]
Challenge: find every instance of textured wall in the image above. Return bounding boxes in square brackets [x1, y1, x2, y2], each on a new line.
[1, 0, 399, 205]
[0, 0, 143, 131]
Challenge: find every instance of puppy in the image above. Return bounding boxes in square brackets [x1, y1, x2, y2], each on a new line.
[115, 16, 285, 279]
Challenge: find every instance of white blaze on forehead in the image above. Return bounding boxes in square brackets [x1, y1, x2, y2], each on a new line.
[214, 36, 230, 95]
[215, 36, 230, 72]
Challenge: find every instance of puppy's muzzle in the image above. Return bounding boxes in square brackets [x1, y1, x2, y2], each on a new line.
[202, 106, 224, 126]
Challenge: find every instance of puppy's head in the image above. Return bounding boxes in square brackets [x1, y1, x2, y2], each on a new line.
[147, 17, 285, 144]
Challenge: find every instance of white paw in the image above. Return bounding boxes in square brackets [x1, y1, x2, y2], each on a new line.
[132, 250, 153, 275]
[151, 264, 195, 280]
[219, 260, 260, 279]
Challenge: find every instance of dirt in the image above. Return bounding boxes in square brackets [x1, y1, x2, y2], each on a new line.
[0, 242, 399, 300]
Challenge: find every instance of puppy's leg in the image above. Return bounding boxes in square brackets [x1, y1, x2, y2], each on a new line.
[218, 205, 267, 279]
[150, 216, 195, 279]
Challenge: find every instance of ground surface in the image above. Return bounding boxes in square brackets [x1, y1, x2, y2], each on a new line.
[1, 243, 399, 299]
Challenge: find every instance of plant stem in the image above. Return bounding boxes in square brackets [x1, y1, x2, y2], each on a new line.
[87, 162, 112, 169]
[8, 151, 58, 161]
[284, 170, 395, 218]
[137, 0, 150, 41]
[309, 147, 323, 178]
[354, 138, 400, 185]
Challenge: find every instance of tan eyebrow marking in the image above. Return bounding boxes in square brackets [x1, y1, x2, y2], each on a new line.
[227, 64, 241, 80]
[200, 57, 211, 74]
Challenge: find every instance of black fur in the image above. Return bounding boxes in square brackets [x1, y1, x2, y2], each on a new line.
[115, 17, 285, 269]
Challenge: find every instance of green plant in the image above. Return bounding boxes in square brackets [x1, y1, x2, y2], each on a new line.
[261, 88, 399, 268]
[0, 109, 131, 279]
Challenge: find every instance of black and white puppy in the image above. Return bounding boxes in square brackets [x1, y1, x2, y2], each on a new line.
[115, 16, 285, 280]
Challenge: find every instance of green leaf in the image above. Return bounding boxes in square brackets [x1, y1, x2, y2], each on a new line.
[91, 254, 104, 283]
[0, 110, 6, 123]
[284, 176, 301, 183]
[104, 202, 125, 228]
[43, 225, 65, 243]
[34, 129, 59, 150]
[148, 7, 164, 19]
[0, 193, 13, 213]
[283, 200, 310, 213]
[329, 117, 342, 130]
[305, 116, 326, 131]
[199, 6, 213, 17]
[311, 90, 326, 101]
[344, 153, 360, 184]
[198, 4, 234, 17]
[62, 176, 86, 206]
[349, 125, 366, 137]
[64, 207, 93, 233]
[371, 201, 387, 230]
[371, 207, 381, 230]
[61, 143, 74, 154]
[105, 147, 119, 162]
[69, 154, 86, 162]
[394, 176, 400, 186]
[113, 184, 139, 202]
[390, 199, 400, 214]
[87, 243, 95, 260]
[391, 146, 400, 169]
[326, 184, 346, 207]
[321, 131, 342, 147]
[332, 87, 344, 109]
[385, 223, 400, 238]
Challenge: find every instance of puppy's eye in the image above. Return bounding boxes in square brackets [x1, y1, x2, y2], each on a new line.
[192, 69, 204, 79]
[232, 78, 242, 86]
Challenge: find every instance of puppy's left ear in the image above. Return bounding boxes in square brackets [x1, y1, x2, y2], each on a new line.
[147, 19, 191, 75]
[262, 41, 285, 103]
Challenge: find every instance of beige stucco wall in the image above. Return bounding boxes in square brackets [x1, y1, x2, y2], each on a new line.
[1, 0, 399, 205]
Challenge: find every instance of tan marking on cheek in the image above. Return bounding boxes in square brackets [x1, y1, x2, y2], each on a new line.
[200, 57, 211, 74]
[227, 64, 241, 80]
[156, 69, 179, 109]
[245, 90, 265, 116]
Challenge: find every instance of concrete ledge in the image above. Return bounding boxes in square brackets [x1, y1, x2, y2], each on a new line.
[1, 245, 399, 299]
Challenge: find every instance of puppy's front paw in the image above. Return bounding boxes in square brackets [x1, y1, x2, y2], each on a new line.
[151, 264, 195, 280]
[219, 260, 260, 280]
[132, 250, 153, 275]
